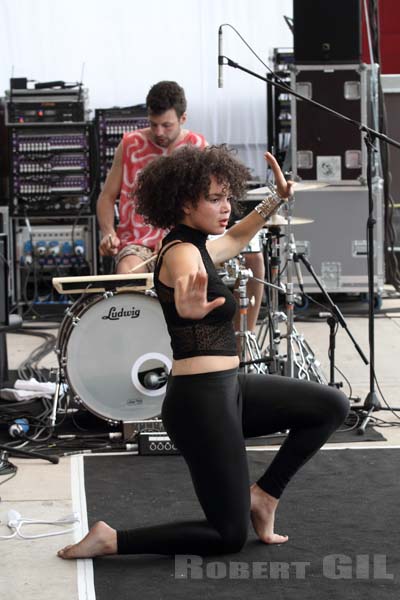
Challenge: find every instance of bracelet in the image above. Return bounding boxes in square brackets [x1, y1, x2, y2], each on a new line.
[254, 195, 284, 221]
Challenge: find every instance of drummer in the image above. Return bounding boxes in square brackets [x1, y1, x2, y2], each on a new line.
[96, 81, 207, 274]
[97, 79, 265, 335]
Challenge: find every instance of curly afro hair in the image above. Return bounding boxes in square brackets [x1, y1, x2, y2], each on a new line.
[136, 145, 250, 230]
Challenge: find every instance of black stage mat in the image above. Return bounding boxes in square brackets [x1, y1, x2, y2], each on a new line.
[84, 449, 399, 600]
[246, 424, 386, 446]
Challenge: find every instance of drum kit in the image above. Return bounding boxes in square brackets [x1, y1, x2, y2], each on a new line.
[50, 184, 326, 431]
[226, 182, 327, 383]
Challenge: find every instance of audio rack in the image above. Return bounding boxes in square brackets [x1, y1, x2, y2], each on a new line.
[3, 81, 97, 316]
[94, 105, 148, 188]
[9, 126, 92, 215]
[11, 215, 97, 316]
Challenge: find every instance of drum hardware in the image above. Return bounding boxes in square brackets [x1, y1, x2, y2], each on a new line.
[256, 222, 286, 374]
[144, 288, 158, 298]
[49, 369, 62, 429]
[285, 227, 296, 378]
[225, 255, 284, 374]
[52, 272, 154, 295]
[233, 256, 270, 374]
[252, 197, 327, 383]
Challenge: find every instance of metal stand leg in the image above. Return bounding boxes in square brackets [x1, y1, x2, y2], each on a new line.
[236, 263, 269, 374]
[49, 368, 62, 429]
[327, 315, 343, 389]
[256, 227, 285, 373]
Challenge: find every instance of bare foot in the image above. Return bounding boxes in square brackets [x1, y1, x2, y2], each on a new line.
[57, 521, 117, 559]
[250, 483, 289, 545]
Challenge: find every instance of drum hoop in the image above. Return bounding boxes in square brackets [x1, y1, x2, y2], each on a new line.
[57, 290, 168, 422]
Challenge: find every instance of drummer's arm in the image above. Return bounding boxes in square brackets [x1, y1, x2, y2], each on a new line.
[97, 143, 123, 254]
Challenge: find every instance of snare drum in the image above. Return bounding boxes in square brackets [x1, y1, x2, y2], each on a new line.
[56, 291, 172, 422]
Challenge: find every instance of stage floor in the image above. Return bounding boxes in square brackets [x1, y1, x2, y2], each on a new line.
[1, 287, 400, 599]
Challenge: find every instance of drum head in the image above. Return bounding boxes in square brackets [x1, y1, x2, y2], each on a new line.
[65, 293, 172, 422]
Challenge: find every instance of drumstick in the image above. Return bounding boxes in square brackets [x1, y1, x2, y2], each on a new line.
[128, 253, 158, 273]
[108, 234, 113, 248]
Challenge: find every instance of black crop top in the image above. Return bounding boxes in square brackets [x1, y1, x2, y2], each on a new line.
[154, 224, 238, 360]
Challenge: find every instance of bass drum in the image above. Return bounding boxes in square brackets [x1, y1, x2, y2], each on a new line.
[57, 291, 172, 422]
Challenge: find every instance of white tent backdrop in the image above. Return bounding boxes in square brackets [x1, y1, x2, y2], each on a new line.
[0, 0, 293, 179]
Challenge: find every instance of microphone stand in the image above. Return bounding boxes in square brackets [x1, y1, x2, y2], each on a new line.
[0, 444, 59, 464]
[221, 55, 400, 431]
[296, 252, 368, 374]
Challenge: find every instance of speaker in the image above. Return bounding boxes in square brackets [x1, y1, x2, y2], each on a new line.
[293, 0, 361, 64]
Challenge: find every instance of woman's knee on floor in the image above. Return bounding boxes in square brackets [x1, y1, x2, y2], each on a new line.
[219, 520, 248, 554]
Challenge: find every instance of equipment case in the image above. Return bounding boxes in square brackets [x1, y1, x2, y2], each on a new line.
[290, 182, 385, 296]
[290, 63, 374, 184]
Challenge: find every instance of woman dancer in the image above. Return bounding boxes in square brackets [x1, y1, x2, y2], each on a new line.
[58, 146, 349, 559]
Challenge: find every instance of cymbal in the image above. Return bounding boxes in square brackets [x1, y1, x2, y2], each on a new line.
[292, 181, 329, 191]
[263, 214, 314, 227]
[247, 186, 276, 196]
[246, 181, 329, 196]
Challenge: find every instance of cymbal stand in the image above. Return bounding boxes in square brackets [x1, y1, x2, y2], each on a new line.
[284, 224, 295, 378]
[224, 257, 279, 373]
[255, 221, 327, 383]
[282, 231, 327, 383]
[225, 257, 269, 373]
[256, 226, 286, 373]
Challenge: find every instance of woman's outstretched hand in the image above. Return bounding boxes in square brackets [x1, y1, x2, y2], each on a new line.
[175, 271, 225, 320]
[264, 152, 294, 200]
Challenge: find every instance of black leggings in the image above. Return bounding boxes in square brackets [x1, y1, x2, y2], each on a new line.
[117, 368, 349, 555]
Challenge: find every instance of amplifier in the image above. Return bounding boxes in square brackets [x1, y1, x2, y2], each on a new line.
[138, 432, 179, 456]
[5, 87, 88, 124]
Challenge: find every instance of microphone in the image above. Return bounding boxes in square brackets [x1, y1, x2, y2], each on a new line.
[218, 26, 223, 88]
[143, 371, 168, 390]
[9, 418, 30, 438]
[290, 234, 304, 293]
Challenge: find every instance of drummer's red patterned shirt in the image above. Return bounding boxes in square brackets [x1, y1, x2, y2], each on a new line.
[116, 129, 207, 250]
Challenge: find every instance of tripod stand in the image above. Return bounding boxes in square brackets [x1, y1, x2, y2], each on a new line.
[255, 212, 327, 383]
[295, 252, 369, 384]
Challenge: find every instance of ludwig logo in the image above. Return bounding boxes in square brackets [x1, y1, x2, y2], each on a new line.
[102, 306, 141, 320]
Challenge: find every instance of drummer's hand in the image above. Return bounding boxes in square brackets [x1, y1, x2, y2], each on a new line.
[99, 232, 120, 257]
[264, 152, 294, 200]
[175, 271, 225, 320]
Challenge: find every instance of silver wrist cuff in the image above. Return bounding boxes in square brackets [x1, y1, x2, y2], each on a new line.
[254, 195, 283, 221]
